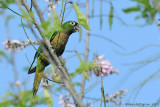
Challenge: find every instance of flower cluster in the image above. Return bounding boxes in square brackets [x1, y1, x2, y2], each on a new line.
[58, 94, 74, 107]
[45, 0, 60, 17]
[3, 40, 39, 51]
[93, 55, 119, 77]
[106, 90, 128, 106]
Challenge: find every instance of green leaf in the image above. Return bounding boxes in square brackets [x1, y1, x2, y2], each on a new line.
[43, 88, 53, 107]
[41, 20, 51, 30]
[82, 70, 89, 80]
[75, 59, 98, 80]
[29, 11, 34, 18]
[109, 4, 113, 29]
[0, 50, 7, 60]
[75, 62, 90, 80]
[0, 100, 13, 107]
[2, 92, 15, 100]
[0, 0, 8, 8]
[52, 10, 61, 31]
[74, 82, 81, 87]
[21, 9, 31, 21]
[69, 72, 78, 79]
[5, 15, 15, 24]
[6, 0, 14, 4]
[77, 53, 83, 63]
[18, 23, 30, 28]
[123, 6, 140, 13]
[72, 3, 91, 30]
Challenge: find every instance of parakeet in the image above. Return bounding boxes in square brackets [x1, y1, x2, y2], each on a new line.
[28, 21, 79, 98]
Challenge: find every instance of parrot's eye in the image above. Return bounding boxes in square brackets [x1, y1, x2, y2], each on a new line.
[70, 22, 75, 25]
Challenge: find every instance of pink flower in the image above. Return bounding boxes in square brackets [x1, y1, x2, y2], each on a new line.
[15, 80, 22, 86]
[3, 40, 10, 50]
[58, 94, 74, 107]
[2, 40, 39, 51]
[93, 55, 119, 77]
[45, 0, 50, 2]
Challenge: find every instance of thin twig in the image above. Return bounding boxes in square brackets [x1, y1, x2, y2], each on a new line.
[59, 0, 64, 19]
[42, 75, 61, 84]
[30, 0, 33, 11]
[61, 0, 68, 25]
[100, 70, 106, 107]
[7, 7, 22, 16]
[4, 15, 21, 95]
[15, 0, 39, 43]
[90, 33, 126, 50]
[21, 18, 47, 60]
[90, 14, 147, 27]
[21, 0, 44, 38]
[80, 0, 90, 100]
[32, 0, 45, 23]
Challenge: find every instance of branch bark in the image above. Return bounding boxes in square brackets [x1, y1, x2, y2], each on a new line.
[15, 0, 39, 39]
[21, 0, 44, 38]
[41, 39, 84, 107]
[32, 0, 45, 23]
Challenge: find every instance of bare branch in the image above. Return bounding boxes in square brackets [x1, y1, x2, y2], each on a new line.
[32, 0, 45, 23]
[80, 0, 90, 100]
[21, 0, 44, 37]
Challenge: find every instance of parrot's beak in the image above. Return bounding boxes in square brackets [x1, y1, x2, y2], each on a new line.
[74, 24, 80, 32]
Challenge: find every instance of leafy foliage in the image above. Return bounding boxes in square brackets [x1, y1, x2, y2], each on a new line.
[0, 50, 7, 61]
[0, 0, 8, 8]
[123, 0, 158, 24]
[43, 88, 53, 107]
[5, 0, 14, 4]
[0, 90, 47, 107]
[109, 4, 113, 29]
[4, 15, 15, 24]
[75, 53, 99, 80]
[123, 6, 140, 13]
[72, 3, 91, 30]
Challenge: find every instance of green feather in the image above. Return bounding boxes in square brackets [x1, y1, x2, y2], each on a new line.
[28, 31, 58, 74]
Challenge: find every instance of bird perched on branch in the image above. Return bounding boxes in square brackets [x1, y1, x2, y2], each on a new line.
[28, 21, 79, 98]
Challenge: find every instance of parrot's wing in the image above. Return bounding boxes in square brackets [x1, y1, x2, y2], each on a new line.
[49, 30, 58, 42]
[28, 47, 42, 74]
[28, 31, 58, 74]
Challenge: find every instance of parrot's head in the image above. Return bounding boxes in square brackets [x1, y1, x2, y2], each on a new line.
[61, 21, 79, 34]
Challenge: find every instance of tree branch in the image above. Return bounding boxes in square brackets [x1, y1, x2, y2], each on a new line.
[80, 0, 90, 100]
[40, 39, 85, 107]
[21, 0, 44, 38]
[15, 0, 39, 40]
[32, 0, 45, 23]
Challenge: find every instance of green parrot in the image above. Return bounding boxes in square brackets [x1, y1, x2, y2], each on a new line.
[28, 21, 79, 98]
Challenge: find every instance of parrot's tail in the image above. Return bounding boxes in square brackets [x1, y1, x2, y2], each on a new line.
[33, 67, 45, 99]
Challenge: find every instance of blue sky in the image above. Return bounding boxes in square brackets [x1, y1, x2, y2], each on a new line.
[0, 0, 160, 106]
